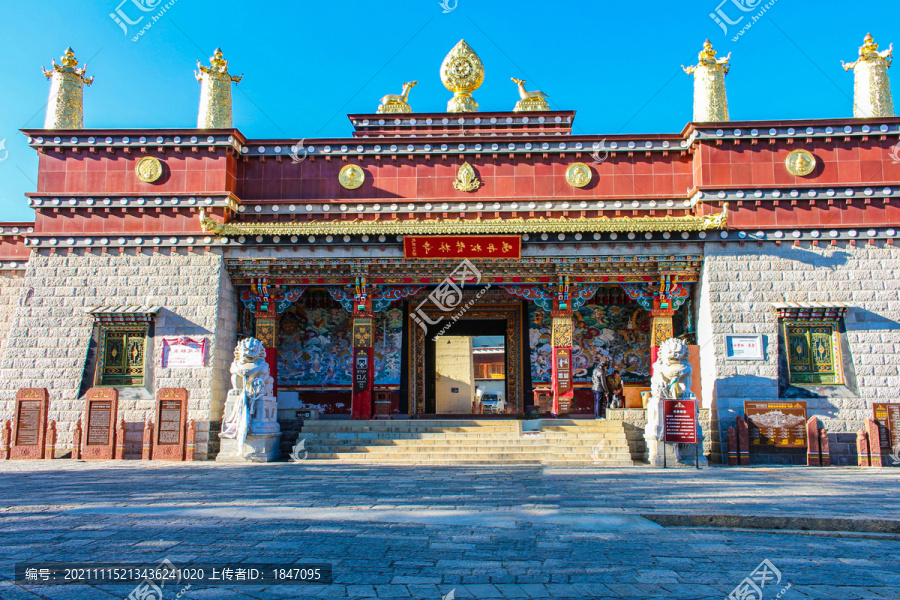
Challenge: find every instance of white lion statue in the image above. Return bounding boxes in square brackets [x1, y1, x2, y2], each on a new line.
[221, 338, 278, 452]
[646, 337, 693, 439]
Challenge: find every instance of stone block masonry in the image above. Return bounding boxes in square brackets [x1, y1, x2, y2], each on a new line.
[698, 241, 900, 465]
[0, 249, 237, 460]
[0, 272, 24, 363]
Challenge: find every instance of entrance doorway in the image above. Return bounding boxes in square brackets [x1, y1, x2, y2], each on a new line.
[433, 335, 506, 414]
[425, 319, 508, 415]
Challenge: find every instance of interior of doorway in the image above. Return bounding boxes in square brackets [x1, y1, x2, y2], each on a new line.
[425, 319, 508, 415]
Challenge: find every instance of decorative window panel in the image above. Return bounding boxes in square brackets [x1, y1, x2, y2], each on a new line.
[783, 319, 842, 385]
[97, 324, 148, 387]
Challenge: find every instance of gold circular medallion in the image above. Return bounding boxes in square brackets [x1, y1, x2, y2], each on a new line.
[565, 162, 593, 188]
[135, 156, 163, 183]
[339, 164, 365, 190]
[785, 149, 816, 176]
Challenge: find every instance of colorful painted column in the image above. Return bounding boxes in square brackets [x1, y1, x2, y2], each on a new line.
[649, 308, 675, 367]
[550, 276, 574, 415]
[351, 277, 374, 420]
[240, 280, 306, 397]
[254, 305, 279, 395]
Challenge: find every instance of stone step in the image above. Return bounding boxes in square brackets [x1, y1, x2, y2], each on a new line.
[309, 446, 641, 462]
[303, 453, 638, 466]
[301, 419, 521, 428]
[299, 426, 522, 434]
[298, 432, 635, 442]
[300, 439, 637, 450]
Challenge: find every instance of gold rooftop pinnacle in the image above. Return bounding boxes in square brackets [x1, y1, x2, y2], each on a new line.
[683, 40, 731, 122]
[440, 40, 484, 113]
[195, 47, 243, 129]
[42, 47, 93, 129]
[842, 33, 894, 118]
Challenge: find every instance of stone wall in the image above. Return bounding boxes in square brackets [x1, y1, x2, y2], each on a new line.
[698, 241, 900, 465]
[0, 271, 24, 363]
[0, 249, 236, 459]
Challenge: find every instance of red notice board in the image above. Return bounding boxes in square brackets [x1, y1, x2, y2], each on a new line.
[663, 399, 698, 444]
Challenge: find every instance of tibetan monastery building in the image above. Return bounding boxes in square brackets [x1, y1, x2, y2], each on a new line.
[1, 38, 899, 465]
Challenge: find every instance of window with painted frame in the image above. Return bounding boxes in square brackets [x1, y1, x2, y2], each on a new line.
[774, 303, 849, 387]
[97, 324, 149, 387]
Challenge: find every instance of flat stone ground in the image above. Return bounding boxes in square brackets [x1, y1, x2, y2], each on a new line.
[1, 462, 899, 600]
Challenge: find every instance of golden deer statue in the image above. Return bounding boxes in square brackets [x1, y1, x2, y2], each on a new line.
[511, 78, 550, 111]
[377, 81, 418, 114]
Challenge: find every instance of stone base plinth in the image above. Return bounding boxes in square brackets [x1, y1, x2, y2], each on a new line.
[216, 433, 282, 462]
[646, 436, 709, 468]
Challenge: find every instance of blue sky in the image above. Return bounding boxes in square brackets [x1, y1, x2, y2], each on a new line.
[0, 0, 897, 221]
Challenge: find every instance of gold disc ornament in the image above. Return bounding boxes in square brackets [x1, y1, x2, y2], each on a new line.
[339, 164, 366, 190]
[135, 156, 163, 183]
[565, 162, 592, 188]
[785, 149, 816, 176]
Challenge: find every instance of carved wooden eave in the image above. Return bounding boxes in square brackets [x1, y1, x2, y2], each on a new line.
[199, 207, 727, 237]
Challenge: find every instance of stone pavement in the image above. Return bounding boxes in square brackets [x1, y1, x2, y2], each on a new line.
[0, 461, 899, 599]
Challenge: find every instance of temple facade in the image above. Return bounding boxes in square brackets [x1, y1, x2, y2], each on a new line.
[1, 37, 898, 465]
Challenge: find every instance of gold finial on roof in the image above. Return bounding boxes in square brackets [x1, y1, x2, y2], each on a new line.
[842, 33, 894, 118]
[440, 40, 484, 113]
[41, 47, 93, 129]
[195, 47, 243, 129]
[683, 40, 731, 122]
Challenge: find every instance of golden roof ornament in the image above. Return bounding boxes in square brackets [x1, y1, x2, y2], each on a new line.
[683, 40, 730, 122]
[511, 78, 550, 112]
[42, 47, 93, 129]
[842, 33, 894, 118]
[377, 81, 417, 114]
[440, 40, 484, 113]
[195, 48, 243, 129]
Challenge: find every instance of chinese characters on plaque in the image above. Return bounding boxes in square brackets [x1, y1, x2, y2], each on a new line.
[152, 388, 189, 461]
[663, 399, 698, 444]
[724, 334, 764, 360]
[404, 235, 521, 259]
[161, 337, 207, 368]
[872, 403, 900, 450]
[82, 388, 118, 460]
[744, 401, 807, 446]
[10, 388, 50, 459]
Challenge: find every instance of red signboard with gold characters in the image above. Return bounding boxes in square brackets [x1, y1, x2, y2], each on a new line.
[404, 235, 521, 259]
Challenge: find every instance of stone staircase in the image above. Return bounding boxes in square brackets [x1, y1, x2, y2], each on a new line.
[297, 419, 646, 466]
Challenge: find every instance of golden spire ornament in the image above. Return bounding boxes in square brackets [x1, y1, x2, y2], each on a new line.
[440, 40, 484, 113]
[842, 33, 894, 118]
[42, 47, 93, 129]
[683, 40, 731, 122]
[195, 48, 243, 129]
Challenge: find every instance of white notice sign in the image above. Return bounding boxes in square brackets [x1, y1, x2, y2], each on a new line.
[725, 334, 764, 361]
[161, 337, 207, 368]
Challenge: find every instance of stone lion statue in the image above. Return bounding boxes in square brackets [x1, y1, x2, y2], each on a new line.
[651, 338, 692, 401]
[221, 338, 275, 449]
[646, 337, 693, 440]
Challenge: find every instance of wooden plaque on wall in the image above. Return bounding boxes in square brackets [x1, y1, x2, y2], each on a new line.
[10, 388, 49, 460]
[153, 388, 189, 461]
[82, 388, 118, 460]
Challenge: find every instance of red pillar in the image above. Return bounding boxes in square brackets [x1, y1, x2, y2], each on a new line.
[550, 310, 574, 415]
[351, 313, 375, 420]
[254, 307, 279, 395]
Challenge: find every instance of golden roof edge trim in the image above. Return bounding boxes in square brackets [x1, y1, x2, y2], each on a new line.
[199, 208, 727, 236]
